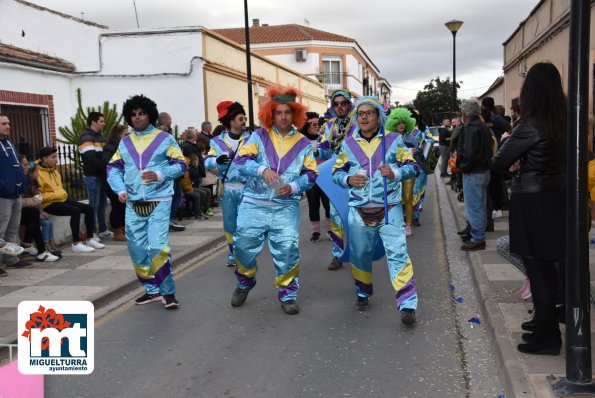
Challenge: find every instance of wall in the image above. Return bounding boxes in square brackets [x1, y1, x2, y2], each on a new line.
[502, 1, 594, 114]
[0, 64, 72, 141]
[1, 1, 106, 72]
[202, 31, 327, 123]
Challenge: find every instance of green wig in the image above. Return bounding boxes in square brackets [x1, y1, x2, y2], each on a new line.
[385, 107, 416, 134]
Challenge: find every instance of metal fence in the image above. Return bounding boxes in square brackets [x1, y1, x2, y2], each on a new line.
[55, 144, 88, 201]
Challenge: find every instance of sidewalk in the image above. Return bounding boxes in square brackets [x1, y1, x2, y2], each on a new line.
[0, 208, 226, 345]
[437, 174, 595, 398]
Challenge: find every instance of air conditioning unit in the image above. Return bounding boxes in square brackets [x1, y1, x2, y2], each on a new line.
[295, 49, 307, 62]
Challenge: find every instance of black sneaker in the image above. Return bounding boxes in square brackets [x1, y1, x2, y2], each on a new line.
[226, 257, 236, 267]
[162, 294, 180, 309]
[355, 296, 369, 311]
[310, 232, 321, 243]
[135, 293, 161, 305]
[6, 260, 32, 268]
[281, 300, 300, 315]
[401, 308, 416, 325]
[0, 268, 7, 277]
[169, 221, 185, 232]
[231, 285, 254, 307]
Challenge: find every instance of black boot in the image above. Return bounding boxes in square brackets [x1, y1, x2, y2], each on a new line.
[457, 224, 471, 235]
[521, 317, 537, 332]
[518, 322, 561, 355]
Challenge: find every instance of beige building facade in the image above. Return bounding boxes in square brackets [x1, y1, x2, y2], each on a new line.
[492, 1, 594, 115]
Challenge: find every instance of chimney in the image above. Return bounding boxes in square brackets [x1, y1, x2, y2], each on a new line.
[252, 19, 260, 27]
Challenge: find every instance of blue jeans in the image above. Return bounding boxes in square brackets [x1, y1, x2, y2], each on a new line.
[40, 218, 54, 243]
[462, 171, 490, 242]
[84, 176, 107, 232]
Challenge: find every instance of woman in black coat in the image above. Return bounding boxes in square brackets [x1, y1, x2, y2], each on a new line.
[492, 62, 567, 355]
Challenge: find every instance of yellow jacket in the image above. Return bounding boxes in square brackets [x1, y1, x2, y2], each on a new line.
[36, 161, 68, 208]
[179, 157, 193, 194]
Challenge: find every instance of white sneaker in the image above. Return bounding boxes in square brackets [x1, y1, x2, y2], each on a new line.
[92, 233, 101, 242]
[23, 246, 38, 256]
[98, 230, 114, 238]
[37, 250, 59, 262]
[405, 225, 412, 236]
[72, 242, 95, 253]
[0, 242, 24, 256]
[492, 210, 503, 219]
[86, 239, 105, 249]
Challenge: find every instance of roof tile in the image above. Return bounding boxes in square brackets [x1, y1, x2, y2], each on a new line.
[213, 24, 355, 44]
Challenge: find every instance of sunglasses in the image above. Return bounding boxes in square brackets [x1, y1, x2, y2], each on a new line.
[333, 100, 350, 108]
[130, 111, 146, 117]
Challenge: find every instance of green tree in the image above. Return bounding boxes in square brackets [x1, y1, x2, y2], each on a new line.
[412, 77, 460, 126]
[57, 88, 123, 145]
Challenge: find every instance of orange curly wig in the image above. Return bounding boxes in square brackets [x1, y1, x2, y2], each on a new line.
[258, 86, 308, 130]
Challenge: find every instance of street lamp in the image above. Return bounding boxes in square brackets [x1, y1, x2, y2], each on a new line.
[445, 19, 463, 116]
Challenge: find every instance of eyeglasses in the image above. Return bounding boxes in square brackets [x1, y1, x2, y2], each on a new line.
[237, 116, 246, 122]
[333, 100, 350, 108]
[130, 111, 146, 117]
[357, 110, 377, 118]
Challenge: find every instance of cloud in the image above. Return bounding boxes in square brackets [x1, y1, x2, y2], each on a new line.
[28, 0, 538, 105]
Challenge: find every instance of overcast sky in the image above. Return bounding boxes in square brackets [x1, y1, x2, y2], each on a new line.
[29, 0, 539, 105]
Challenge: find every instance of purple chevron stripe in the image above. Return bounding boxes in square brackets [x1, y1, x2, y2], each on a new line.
[355, 279, 373, 296]
[106, 159, 124, 174]
[346, 124, 357, 139]
[141, 132, 168, 169]
[396, 277, 417, 306]
[302, 167, 317, 184]
[167, 157, 187, 172]
[137, 260, 172, 286]
[234, 268, 256, 288]
[122, 136, 141, 170]
[278, 138, 310, 174]
[319, 141, 330, 151]
[370, 133, 398, 171]
[329, 231, 344, 250]
[278, 279, 299, 301]
[256, 128, 279, 169]
[213, 137, 231, 154]
[345, 137, 370, 168]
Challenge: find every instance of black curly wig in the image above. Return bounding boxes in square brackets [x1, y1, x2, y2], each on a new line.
[122, 95, 159, 127]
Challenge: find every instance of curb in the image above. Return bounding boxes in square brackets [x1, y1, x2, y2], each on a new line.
[435, 176, 535, 397]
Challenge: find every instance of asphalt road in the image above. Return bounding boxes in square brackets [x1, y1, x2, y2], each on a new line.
[46, 179, 469, 398]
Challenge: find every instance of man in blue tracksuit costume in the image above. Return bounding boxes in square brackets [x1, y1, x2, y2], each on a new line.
[316, 89, 356, 270]
[230, 86, 318, 315]
[107, 95, 186, 310]
[204, 101, 250, 266]
[332, 96, 420, 324]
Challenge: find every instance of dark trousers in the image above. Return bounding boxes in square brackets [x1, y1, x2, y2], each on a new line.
[305, 184, 330, 222]
[105, 185, 125, 229]
[524, 257, 559, 326]
[20, 206, 44, 250]
[489, 170, 505, 211]
[44, 200, 94, 242]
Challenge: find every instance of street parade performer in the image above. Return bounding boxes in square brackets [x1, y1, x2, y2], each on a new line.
[385, 107, 417, 236]
[205, 101, 251, 266]
[332, 96, 420, 324]
[317, 89, 356, 270]
[107, 95, 186, 310]
[230, 86, 318, 315]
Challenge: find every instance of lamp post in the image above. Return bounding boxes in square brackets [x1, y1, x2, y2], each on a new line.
[445, 19, 463, 116]
[243, 0, 255, 132]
